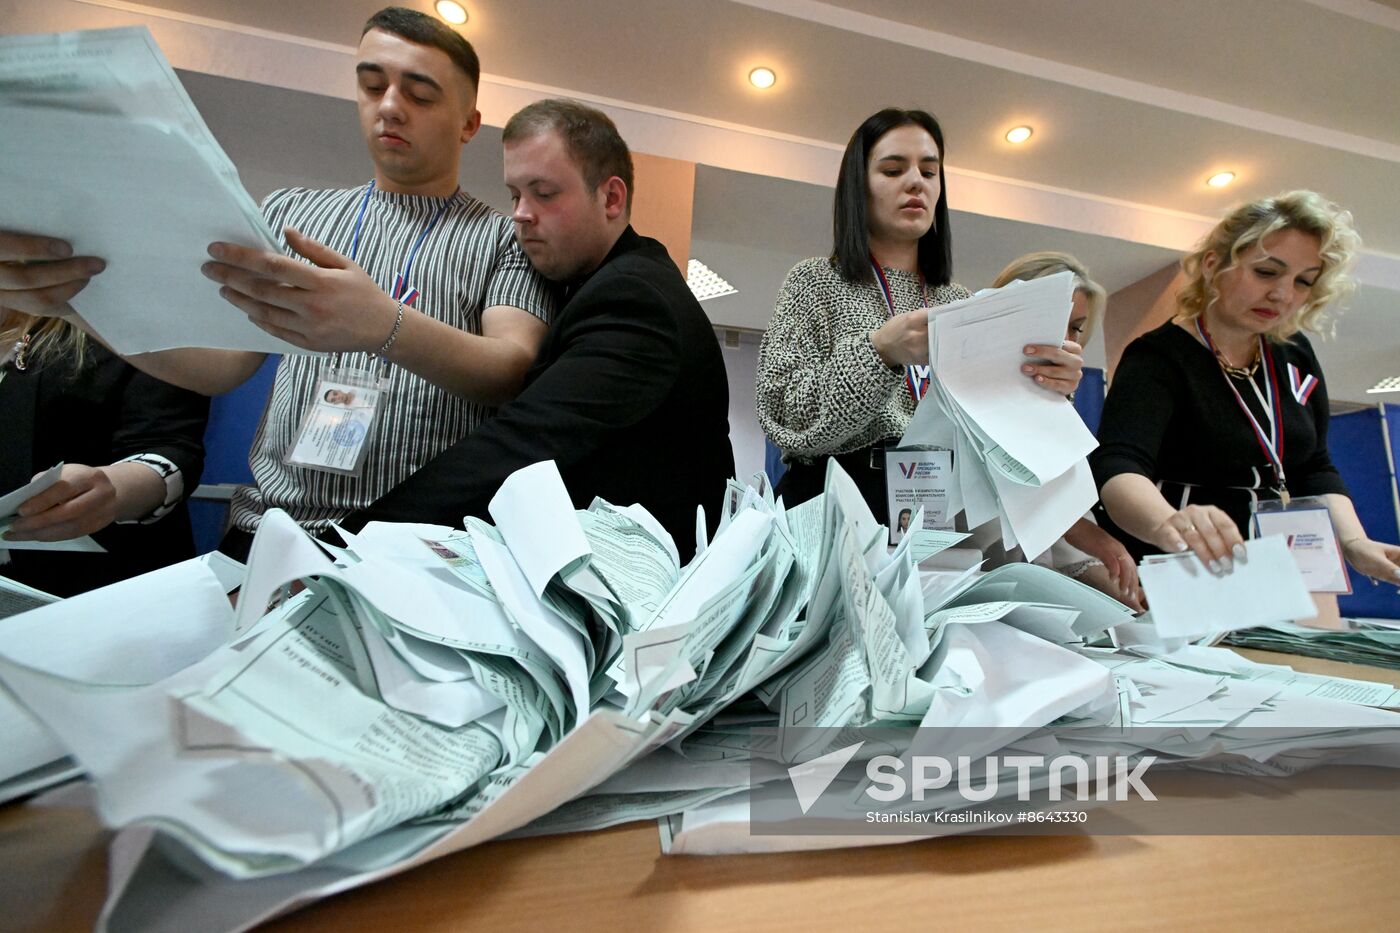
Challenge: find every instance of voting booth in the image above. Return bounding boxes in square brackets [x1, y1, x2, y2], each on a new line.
[1331, 404, 1400, 619]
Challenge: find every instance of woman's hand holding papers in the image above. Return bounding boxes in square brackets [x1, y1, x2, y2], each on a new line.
[0, 232, 104, 319]
[1150, 504, 1246, 575]
[203, 228, 400, 354]
[1021, 339, 1083, 395]
[4, 463, 163, 543]
[869, 309, 932, 367]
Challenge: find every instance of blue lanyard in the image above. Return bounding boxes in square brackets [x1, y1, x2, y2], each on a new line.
[347, 180, 459, 301]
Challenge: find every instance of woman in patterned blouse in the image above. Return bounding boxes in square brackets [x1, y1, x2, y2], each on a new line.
[756, 108, 1083, 521]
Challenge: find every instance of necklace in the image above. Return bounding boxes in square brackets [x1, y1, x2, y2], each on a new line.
[1206, 331, 1259, 378]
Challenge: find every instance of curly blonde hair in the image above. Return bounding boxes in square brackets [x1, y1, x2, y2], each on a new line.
[992, 251, 1106, 346]
[1178, 190, 1360, 341]
[1, 313, 87, 370]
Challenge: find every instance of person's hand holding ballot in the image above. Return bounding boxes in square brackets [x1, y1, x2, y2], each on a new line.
[0, 231, 104, 320]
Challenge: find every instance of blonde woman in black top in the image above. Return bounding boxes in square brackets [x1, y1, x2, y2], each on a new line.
[1092, 191, 1400, 584]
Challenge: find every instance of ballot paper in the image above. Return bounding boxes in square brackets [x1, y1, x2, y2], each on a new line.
[1224, 618, 1400, 671]
[900, 272, 1098, 559]
[1, 459, 1397, 931]
[0, 27, 301, 355]
[0, 464, 105, 554]
[1138, 536, 1316, 639]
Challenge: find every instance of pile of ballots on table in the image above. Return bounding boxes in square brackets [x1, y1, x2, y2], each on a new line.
[1225, 619, 1400, 671]
[1, 460, 1399, 932]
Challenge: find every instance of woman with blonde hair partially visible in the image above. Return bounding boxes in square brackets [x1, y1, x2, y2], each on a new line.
[1091, 190, 1400, 585]
[992, 252, 1142, 610]
[0, 307, 208, 596]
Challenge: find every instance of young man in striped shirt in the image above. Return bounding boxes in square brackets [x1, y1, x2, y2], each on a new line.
[0, 8, 555, 556]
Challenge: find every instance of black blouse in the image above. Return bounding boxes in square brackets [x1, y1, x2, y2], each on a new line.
[1090, 321, 1347, 559]
[2, 342, 209, 596]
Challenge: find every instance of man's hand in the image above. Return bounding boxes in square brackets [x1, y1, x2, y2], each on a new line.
[4, 465, 120, 542]
[1022, 339, 1083, 395]
[202, 228, 399, 353]
[0, 231, 105, 318]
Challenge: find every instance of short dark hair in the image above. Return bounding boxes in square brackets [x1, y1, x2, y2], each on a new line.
[362, 7, 480, 92]
[503, 99, 635, 211]
[831, 108, 952, 286]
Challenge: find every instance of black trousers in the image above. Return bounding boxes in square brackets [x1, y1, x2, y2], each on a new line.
[773, 442, 893, 525]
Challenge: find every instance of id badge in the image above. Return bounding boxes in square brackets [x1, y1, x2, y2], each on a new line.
[884, 446, 954, 544]
[285, 367, 388, 477]
[1251, 495, 1351, 594]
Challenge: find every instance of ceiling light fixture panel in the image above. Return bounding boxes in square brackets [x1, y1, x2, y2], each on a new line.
[1207, 171, 1236, 188]
[1367, 376, 1400, 394]
[687, 259, 738, 301]
[1005, 125, 1033, 144]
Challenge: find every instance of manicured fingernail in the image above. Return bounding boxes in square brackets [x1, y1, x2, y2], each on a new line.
[1035, 375, 1045, 383]
[1175, 542, 1188, 552]
[1023, 346, 1036, 355]
[1208, 559, 1221, 573]
[1232, 543, 1247, 559]
[50, 241, 72, 258]
[201, 263, 218, 279]
[1022, 364, 1034, 374]
[1392, 569, 1400, 582]
[86, 259, 106, 274]
[1220, 556, 1233, 572]
[208, 243, 226, 259]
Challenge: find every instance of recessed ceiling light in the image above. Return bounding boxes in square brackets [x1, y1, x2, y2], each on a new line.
[688, 259, 738, 301]
[1207, 171, 1236, 188]
[1005, 125, 1033, 144]
[435, 1, 468, 25]
[748, 67, 777, 90]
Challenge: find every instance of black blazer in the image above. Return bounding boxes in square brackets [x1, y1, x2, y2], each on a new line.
[1, 341, 209, 596]
[344, 227, 735, 562]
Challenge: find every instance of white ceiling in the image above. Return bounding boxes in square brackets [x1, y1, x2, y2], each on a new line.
[5, 0, 1398, 400]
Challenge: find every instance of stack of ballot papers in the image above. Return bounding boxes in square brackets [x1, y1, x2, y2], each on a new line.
[1225, 618, 1400, 670]
[1, 460, 1398, 932]
[0, 26, 302, 355]
[900, 272, 1100, 560]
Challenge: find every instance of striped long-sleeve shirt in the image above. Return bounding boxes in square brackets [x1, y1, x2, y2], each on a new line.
[228, 184, 556, 536]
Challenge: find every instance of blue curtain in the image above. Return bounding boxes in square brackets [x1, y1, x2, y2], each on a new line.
[1332, 405, 1400, 619]
[189, 356, 279, 554]
[1073, 367, 1105, 434]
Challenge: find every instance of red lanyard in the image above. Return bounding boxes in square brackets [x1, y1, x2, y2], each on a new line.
[870, 258, 930, 401]
[1196, 318, 1288, 501]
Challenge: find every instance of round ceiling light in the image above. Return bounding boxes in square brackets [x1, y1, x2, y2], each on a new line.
[435, 1, 468, 25]
[748, 67, 777, 90]
[1005, 125, 1033, 144]
[1207, 171, 1237, 188]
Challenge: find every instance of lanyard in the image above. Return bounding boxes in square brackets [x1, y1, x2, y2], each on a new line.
[1196, 318, 1289, 503]
[348, 180, 459, 302]
[870, 258, 931, 402]
[334, 180, 459, 372]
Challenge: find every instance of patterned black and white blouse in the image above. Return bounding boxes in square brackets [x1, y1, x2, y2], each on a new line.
[756, 257, 971, 462]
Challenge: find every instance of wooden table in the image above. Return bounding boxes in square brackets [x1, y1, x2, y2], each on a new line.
[4, 650, 1399, 932]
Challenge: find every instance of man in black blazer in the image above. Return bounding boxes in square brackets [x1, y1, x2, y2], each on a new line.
[341, 99, 734, 561]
